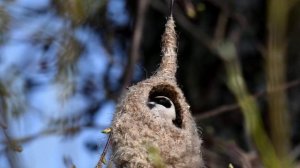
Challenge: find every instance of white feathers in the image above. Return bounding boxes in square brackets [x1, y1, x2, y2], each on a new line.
[147, 96, 176, 124]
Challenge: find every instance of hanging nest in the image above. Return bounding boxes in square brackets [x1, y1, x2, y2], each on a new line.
[111, 16, 204, 168]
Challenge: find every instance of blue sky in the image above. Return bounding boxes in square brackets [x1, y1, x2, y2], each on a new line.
[0, 0, 128, 167]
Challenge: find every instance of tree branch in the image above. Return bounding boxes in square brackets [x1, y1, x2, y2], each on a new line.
[194, 79, 300, 121]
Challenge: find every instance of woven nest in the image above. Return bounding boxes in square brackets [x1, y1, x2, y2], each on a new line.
[111, 16, 204, 168]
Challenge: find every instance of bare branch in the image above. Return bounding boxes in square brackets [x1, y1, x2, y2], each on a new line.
[120, 0, 150, 93]
[194, 79, 300, 121]
[0, 124, 105, 149]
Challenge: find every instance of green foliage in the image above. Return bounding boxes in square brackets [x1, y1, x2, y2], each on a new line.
[147, 145, 166, 168]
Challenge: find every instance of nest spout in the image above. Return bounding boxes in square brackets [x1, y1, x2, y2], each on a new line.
[155, 16, 178, 81]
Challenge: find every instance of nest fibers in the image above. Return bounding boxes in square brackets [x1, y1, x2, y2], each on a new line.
[111, 16, 204, 168]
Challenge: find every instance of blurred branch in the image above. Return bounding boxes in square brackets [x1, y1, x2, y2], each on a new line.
[266, 0, 291, 165]
[218, 41, 280, 168]
[204, 132, 260, 168]
[203, 0, 248, 28]
[0, 83, 8, 130]
[214, 15, 228, 44]
[0, 120, 7, 130]
[0, 124, 105, 153]
[214, 138, 253, 168]
[53, 0, 107, 26]
[0, 4, 10, 44]
[103, 53, 119, 101]
[151, 0, 215, 51]
[56, 31, 82, 100]
[151, 0, 247, 52]
[63, 156, 77, 168]
[1, 128, 23, 152]
[120, 0, 150, 93]
[194, 79, 300, 121]
[290, 0, 300, 8]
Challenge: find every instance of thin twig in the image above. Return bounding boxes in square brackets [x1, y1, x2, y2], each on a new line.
[214, 137, 253, 168]
[0, 124, 105, 147]
[150, 0, 215, 51]
[213, 11, 229, 45]
[150, 0, 247, 52]
[203, 0, 248, 28]
[96, 133, 112, 168]
[194, 79, 300, 121]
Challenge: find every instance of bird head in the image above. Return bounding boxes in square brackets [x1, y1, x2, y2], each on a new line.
[147, 96, 176, 124]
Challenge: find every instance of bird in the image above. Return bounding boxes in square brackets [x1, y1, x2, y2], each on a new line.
[147, 96, 176, 124]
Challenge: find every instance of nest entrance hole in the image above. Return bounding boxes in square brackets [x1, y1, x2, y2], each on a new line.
[148, 84, 183, 128]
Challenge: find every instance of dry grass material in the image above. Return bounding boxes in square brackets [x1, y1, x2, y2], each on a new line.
[110, 16, 204, 168]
